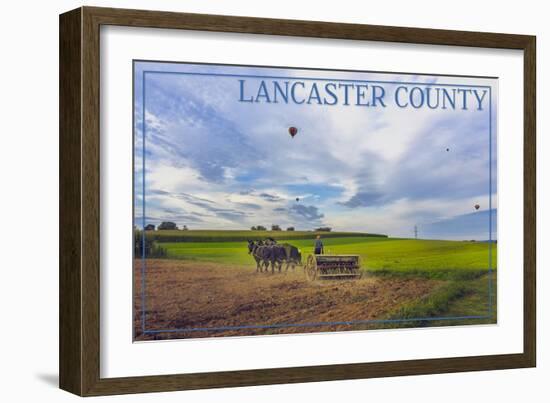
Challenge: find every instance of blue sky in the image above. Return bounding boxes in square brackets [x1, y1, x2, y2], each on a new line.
[134, 62, 497, 240]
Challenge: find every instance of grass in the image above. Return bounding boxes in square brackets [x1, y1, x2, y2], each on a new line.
[145, 229, 387, 243]
[140, 231, 497, 331]
[382, 273, 497, 328]
[386, 281, 470, 325]
[430, 272, 497, 325]
[157, 236, 496, 280]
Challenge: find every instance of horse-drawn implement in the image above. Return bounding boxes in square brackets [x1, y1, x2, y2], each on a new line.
[303, 254, 362, 281]
[248, 239, 362, 280]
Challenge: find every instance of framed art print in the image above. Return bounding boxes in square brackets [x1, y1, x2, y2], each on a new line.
[60, 6, 536, 396]
[132, 60, 497, 341]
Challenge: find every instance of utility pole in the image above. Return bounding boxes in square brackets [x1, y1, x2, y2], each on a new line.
[414, 225, 418, 239]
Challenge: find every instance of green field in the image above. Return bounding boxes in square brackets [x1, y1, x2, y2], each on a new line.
[140, 230, 497, 328]
[146, 229, 387, 243]
[157, 235, 496, 280]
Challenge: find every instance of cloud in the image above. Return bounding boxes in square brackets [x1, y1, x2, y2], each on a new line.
[288, 204, 324, 221]
[234, 202, 262, 210]
[259, 192, 283, 202]
[134, 61, 497, 237]
[140, 75, 262, 184]
[420, 208, 497, 240]
[339, 112, 491, 210]
[211, 209, 250, 222]
[340, 191, 385, 208]
[158, 211, 204, 223]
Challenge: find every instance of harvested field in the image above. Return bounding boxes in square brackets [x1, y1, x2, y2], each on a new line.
[134, 259, 442, 340]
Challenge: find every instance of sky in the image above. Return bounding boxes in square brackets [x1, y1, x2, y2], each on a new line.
[133, 61, 497, 240]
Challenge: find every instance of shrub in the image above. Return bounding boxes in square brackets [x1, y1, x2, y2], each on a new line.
[158, 221, 178, 230]
[134, 230, 168, 258]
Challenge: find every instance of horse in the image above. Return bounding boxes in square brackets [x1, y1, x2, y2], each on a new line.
[247, 240, 288, 273]
[247, 240, 270, 272]
[267, 244, 287, 273]
[280, 243, 302, 272]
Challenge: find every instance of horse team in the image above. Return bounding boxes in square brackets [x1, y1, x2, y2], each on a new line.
[247, 238, 302, 273]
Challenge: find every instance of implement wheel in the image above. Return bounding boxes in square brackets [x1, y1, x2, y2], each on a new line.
[305, 254, 318, 281]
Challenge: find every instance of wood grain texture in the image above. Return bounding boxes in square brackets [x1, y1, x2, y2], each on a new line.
[523, 38, 536, 367]
[81, 6, 102, 396]
[59, 6, 537, 396]
[59, 8, 82, 396]
[86, 6, 532, 49]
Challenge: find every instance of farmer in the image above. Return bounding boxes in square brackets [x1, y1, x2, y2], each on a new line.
[314, 235, 324, 255]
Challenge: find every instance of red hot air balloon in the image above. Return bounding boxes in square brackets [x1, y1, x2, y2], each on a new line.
[288, 126, 298, 138]
[475, 204, 480, 210]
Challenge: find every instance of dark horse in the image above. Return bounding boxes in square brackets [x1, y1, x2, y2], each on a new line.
[247, 240, 270, 272]
[247, 240, 301, 273]
[280, 243, 302, 271]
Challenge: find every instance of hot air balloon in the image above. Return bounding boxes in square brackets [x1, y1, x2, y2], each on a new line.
[295, 197, 300, 202]
[446, 148, 450, 152]
[288, 126, 298, 138]
[475, 204, 480, 210]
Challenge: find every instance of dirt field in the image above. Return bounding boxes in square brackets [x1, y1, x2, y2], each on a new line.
[134, 259, 441, 340]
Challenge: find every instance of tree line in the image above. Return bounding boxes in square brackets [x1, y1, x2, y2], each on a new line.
[141, 222, 332, 232]
[250, 225, 332, 232]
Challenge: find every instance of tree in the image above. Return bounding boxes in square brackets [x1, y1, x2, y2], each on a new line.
[251, 225, 267, 231]
[315, 226, 332, 232]
[250, 226, 257, 231]
[271, 224, 281, 231]
[182, 225, 188, 231]
[158, 221, 178, 230]
[286, 226, 295, 231]
[144, 224, 155, 231]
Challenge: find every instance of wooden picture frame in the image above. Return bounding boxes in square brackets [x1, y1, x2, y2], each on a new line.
[59, 6, 536, 396]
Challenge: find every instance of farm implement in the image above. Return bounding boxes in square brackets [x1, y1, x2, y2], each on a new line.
[304, 254, 362, 281]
